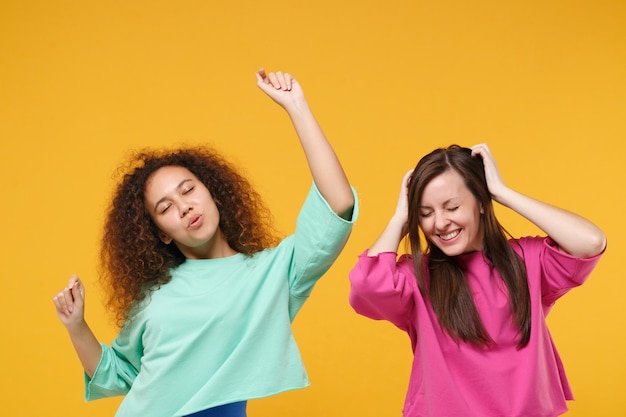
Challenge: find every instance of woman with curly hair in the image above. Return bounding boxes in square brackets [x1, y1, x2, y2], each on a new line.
[52, 69, 357, 417]
[348, 144, 605, 417]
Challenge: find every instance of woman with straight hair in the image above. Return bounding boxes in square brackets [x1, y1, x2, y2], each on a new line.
[349, 143, 606, 417]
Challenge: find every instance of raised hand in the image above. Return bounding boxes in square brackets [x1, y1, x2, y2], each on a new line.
[395, 169, 414, 236]
[53, 275, 86, 329]
[366, 170, 414, 256]
[52, 274, 103, 377]
[256, 68, 306, 113]
[471, 143, 508, 203]
[255, 67, 354, 218]
[471, 143, 605, 258]
[395, 169, 413, 224]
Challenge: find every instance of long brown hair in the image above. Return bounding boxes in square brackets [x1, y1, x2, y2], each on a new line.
[407, 145, 531, 348]
[100, 146, 279, 327]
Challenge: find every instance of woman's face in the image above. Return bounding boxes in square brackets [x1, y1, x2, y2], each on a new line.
[143, 165, 233, 259]
[418, 169, 484, 256]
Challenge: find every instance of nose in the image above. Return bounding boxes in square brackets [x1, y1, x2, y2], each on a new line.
[180, 203, 192, 218]
[434, 211, 450, 231]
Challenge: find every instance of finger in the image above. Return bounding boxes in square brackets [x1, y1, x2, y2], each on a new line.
[283, 73, 294, 91]
[400, 170, 414, 195]
[52, 293, 65, 313]
[256, 77, 277, 96]
[471, 147, 484, 159]
[402, 169, 414, 184]
[68, 274, 80, 289]
[53, 289, 72, 315]
[471, 143, 489, 157]
[63, 287, 75, 313]
[72, 279, 85, 301]
[256, 68, 270, 86]
[273, 71, 292, 91]
[278, 72, 293, 91]
[274, 71, 286, 90]
[268, 72, 280, 89]
[68, 275, 85, 301]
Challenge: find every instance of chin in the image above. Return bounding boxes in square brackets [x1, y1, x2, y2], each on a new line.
[436, 244, 469, 257]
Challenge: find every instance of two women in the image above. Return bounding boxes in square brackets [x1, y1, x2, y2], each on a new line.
[54, 70, 605, 417]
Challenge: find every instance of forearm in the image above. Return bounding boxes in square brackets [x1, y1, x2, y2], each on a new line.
[286, 99, 354, 219]
[66, 321, 103, 379]
[497, 188, 606, 258]
[367, 216, 406, 256]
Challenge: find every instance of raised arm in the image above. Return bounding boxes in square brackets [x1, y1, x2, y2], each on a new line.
[256, 68, 354, 219]
[367, 170, 413, 256]
[472, 143, 607, 258]
[53, 275, 102, 378]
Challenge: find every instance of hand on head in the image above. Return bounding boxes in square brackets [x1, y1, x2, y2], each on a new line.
[394, 169, 414, 235]
[471, 143, 507, 202]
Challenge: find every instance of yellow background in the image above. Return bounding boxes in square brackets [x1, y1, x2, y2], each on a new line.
[1, 0, 624, 416]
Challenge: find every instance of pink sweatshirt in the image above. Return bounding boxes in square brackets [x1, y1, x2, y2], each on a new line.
[349, 236, 603, 417]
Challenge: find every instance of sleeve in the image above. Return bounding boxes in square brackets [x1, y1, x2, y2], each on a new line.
[84, 321, 143, 401]
[519, 236, 605, 307]
[348, 251, 416, 331]
[287, 182, 358, 320]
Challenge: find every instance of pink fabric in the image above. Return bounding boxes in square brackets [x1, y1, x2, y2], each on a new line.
[349, 236, 603, 417]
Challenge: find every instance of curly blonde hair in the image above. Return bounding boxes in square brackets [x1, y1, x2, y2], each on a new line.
[99, 146, 279, 327]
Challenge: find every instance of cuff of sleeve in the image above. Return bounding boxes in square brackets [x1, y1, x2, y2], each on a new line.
[310, 181, 359, 224]
[84, 342, 107, 401]
[84, 342, 130, 401]
[543, 237, 605, 285]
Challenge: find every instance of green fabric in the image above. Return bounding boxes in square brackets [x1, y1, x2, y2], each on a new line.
[85, 183, 358, 417]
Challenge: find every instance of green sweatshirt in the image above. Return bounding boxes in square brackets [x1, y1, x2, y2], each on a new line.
[85, 184, 358, 416]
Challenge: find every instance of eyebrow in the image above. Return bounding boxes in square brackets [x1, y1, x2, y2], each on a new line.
[153, 179, 193, 212]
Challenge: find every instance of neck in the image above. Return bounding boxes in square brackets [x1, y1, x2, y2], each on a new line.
[177, 231, 238, 260]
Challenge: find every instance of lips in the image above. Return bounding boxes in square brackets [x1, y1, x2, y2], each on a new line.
[187, 214, 203, 229]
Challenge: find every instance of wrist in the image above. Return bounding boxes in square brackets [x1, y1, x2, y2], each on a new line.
[285, 97, 311, 117]
[66, 319, 90, 336]
[390, 213, 408, 229]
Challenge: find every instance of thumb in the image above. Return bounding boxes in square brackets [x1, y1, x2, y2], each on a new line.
[69, 275, 85, 300]
[256, 77, 275, 95]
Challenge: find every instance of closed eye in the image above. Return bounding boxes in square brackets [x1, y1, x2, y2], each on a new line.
[159, 204, 172, 214]
[446, 206, 460, 212]
[182, 186, 195, 195]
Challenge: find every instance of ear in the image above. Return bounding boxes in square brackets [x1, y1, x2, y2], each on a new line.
[158, 231, 173, 245]
[480, 205, 484, 214]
